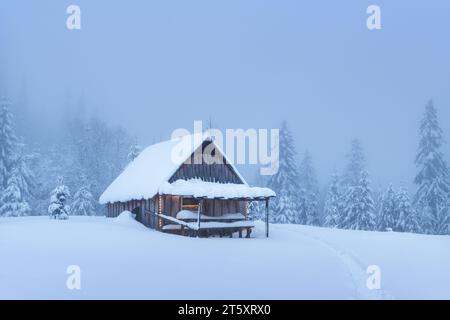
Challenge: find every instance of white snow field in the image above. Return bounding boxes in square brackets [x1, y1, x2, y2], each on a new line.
[0, 215, 449, 300]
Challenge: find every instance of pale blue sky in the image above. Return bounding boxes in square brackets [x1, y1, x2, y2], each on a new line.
[1, 0, 449, 188]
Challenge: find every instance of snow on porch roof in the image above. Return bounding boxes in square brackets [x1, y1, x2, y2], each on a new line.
[99, 133, 250, 204]
[159, 179, 276, 200]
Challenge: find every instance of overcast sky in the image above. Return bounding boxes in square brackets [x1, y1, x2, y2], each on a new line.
[1, 0, 449, 188]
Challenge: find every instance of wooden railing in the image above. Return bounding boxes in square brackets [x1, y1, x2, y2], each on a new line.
[152, 212, 198, 230]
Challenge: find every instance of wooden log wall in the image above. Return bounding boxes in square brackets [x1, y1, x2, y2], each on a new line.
[159, 196, 247, 218]
[106, 196, 248, 230]
[169, 141, 243, 184]
[106, 196, 158, 229]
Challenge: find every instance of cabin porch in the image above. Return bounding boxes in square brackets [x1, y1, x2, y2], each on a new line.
[160, 207, 256, 238]
[106, 179, 274, 238]
[155, 179, 273, 237]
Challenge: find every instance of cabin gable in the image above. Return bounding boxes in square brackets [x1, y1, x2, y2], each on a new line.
[168, 141, 244, 184]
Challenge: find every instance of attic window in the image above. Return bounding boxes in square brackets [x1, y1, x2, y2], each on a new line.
[182, 197, 200, 212]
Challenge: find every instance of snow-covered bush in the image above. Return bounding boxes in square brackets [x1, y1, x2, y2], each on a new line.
[48, 178, 71, 220]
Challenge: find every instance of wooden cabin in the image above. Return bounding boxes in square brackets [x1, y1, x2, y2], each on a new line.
[99, 133, 275, 237]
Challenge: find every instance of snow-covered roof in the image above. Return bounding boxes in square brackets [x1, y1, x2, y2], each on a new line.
[159, 179, 275, 199]
[99, 133, 261, 204]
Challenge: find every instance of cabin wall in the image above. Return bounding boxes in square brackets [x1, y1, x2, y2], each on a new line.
[106, 196, 159, 229]
[160, 195, 179, 217]
[202, 199, 247, 217]
[141, 196, 158, 229]
[159, 195, 247, 219]
[170, 163, 242, 184]
[212, 198, 246, 216]
[106, 196, 248, 230]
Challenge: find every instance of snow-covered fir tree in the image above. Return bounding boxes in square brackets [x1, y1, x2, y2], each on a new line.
[396, 186, 421, 233]
[248, 170, 268, 221]
[0, 99, 17, 189]
[0, 167, 31, 217]
[48, 177, 71, 220]
[342, 139, 366, 188]
[248, 201, 263, 221]
[128, 143, 142, 162]
[32, 144, 71, 215]
[70, 175, 96, 216]
[323, 170, 342, 228]
[377, 184, 397, 231]
[267, 121, 300, 224]
[372, 184, 384, 219]
[297, 151, 319, 225]
[414, 100, 450, 234]
[296, 188, 309, 225]
[341, 171, 377, 230]
[11, 143, 36, 201]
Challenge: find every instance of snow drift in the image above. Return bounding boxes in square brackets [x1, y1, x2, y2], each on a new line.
[0, 216, 449, 299]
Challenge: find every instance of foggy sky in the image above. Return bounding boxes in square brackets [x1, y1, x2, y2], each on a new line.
[1, 0, 450, 189]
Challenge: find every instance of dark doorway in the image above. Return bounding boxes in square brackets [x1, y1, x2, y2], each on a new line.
[132, 206, 142, 223]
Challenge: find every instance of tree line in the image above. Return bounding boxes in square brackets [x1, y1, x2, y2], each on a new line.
[1, 94, 449, 235]
[253, 100, 449, 235]
[0, 97, 141, 218]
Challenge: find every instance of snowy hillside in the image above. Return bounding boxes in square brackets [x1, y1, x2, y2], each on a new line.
[0, 216, 449, 300]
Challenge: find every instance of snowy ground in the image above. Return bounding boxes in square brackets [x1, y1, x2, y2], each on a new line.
[0, 215, 449, 300]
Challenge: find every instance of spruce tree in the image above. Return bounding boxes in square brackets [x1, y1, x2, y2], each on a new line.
[340, 139, 373, 230]
[437, 197, 450, 235]
[396, 186, 421, 233]
[0, 99, 17, 189]
[342, 139, 366, 188]
[12, 144, 36, 200]
[0, 167, 31, 217]
[414, 100, 450, 234]
[247, 201, 262, 221]
[324, 171, 342, 228]
[248, 171, 268, 221]
[298, 151, 319, 225]
[378, 184, 397, 231]
[71, 176, 96, 216]
[341, 171, 376, 230]
[267, 121, 300, 224]
[372, 184, 384, 219]
[296, 188, 309, 225]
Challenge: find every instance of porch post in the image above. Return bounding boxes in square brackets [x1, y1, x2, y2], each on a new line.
[197, 199, 202, 236]
[265, 198, 269, 238]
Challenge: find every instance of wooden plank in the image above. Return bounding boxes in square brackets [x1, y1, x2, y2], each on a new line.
[168, 146, 245, 184]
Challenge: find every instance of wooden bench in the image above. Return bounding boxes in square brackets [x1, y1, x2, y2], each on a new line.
[175, 211, 254, 238]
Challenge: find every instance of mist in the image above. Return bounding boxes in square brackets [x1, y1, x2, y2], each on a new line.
[1, 0, 450, 189]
